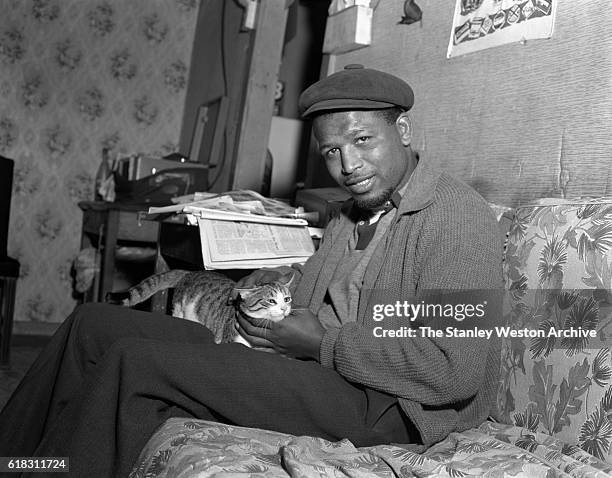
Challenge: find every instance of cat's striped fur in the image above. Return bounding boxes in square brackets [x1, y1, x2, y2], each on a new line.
[106, 270, 293, 346]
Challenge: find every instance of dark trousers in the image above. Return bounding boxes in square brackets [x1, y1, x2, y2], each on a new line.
[0, 303, 417, 477]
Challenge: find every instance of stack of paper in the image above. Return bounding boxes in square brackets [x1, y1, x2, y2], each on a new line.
[148, 190, 316, 269]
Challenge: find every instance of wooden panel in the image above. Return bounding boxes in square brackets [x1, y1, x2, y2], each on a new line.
[178, 1, 252, 193]
[231, 0, 290, 192]
[327, 0, 612, 207]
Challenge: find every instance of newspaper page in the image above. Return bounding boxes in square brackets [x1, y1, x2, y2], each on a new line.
[447, 0, 556, 58]
[198, 219, 315, 269]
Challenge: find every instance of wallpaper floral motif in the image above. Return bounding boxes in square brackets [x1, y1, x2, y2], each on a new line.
[0, 0, 199, 324]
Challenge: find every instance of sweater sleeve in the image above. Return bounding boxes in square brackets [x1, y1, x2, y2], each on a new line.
[318, 191, 503, 406]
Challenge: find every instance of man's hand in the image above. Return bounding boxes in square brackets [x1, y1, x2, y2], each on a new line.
[230, 268, 294, 301]
[235, 307, 325, 360]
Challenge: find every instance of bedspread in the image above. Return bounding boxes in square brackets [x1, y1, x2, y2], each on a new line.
[130, 419, 612, 477]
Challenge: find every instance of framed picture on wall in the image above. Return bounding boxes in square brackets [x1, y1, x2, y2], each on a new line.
[447, 0, 556, 58]
[188, 96, 229, 169]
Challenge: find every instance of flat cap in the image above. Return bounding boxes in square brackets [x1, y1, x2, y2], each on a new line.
[298, 64, 414, 118]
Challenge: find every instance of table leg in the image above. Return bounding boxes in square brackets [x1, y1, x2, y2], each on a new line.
[99, 209, 119, 302]
[79, 228, 96, 304]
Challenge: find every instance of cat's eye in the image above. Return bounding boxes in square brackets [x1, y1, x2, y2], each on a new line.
[269, 299, 277, 305]
[284, 297, 291, 303]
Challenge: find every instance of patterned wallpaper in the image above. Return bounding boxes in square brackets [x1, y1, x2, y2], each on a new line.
[0, 0, 199, 324]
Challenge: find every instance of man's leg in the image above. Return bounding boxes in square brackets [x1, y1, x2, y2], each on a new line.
[0, 303, 216, 457]
[32, 336, 416, 478]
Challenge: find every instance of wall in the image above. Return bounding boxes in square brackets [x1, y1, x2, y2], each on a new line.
[0, 0, 198, 325]
[325, 0, 612, 207]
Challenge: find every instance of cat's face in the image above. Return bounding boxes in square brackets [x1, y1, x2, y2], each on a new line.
[235, 281, 292, 322]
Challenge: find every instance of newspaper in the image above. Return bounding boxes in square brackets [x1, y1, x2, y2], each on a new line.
[148, 189, 317, 224]
[198, 218, 315, 269]
[147, 189, 317, 269]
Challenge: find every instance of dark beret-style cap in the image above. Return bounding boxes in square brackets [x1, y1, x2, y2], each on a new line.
[298, 64, 414, 119]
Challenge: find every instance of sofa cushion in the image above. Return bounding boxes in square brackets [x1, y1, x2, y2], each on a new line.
[131, 418, 612, 478]
[498, 197, 612, 463]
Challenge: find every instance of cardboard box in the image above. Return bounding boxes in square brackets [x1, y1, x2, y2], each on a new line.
[323, 5, 373, 54]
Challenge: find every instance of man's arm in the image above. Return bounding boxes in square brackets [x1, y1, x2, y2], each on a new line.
[317, 195, 503, 405]
[238, 194, 503, 405]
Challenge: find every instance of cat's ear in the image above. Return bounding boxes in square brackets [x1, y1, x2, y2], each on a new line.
[229, 286, 256, 305]
[277, 272, 295, 288]
[232, 287, 257, 300]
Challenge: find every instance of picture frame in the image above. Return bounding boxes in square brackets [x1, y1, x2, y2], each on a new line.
[188, 96, 229, 168]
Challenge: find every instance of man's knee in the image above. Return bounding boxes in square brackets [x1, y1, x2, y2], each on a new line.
[70, 303, 140, 361]
[104, 338, 162, 376]
[72, 302, 117, 322]
[71, 302, 115, 336]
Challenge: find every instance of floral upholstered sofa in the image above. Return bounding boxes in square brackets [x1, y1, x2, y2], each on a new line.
[130, 197, 612, 478]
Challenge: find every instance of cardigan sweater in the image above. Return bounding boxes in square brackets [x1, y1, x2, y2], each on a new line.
[293, 160, 503, 446]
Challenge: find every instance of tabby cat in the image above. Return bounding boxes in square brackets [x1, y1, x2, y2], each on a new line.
[106, 270, 293, 347]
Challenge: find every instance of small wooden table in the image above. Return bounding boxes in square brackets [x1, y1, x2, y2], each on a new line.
[79, 204, 260, 313]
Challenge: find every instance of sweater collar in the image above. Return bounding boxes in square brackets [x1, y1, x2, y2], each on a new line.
[395, 159, 440, 215]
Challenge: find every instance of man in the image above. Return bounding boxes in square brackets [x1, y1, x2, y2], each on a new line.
[0, 65, 502, 477]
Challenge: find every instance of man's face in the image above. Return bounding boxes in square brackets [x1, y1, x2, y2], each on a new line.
[313, 110, 411, 211]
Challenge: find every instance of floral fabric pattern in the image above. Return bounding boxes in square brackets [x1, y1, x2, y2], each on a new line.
[0, 0, 198, 324]
[131, 418, 612, 478]
[499, 198, 612, 464]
